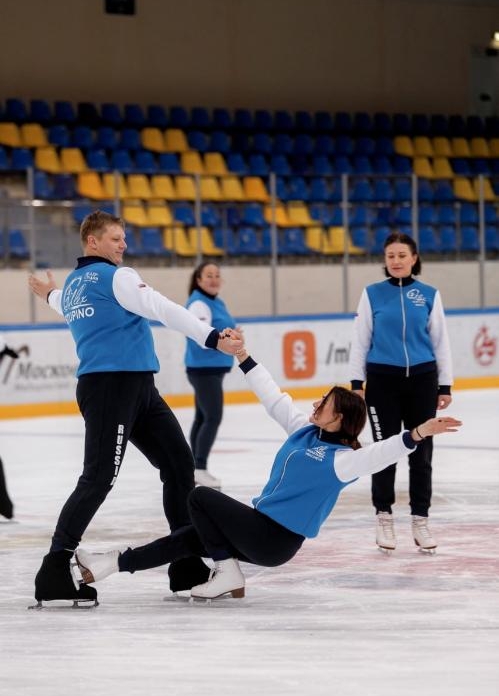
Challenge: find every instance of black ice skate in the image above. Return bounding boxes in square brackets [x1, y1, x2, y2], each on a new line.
[168, 556, 211, 596]
[29, 550, 98, 609]
[0, 457, 14, 520]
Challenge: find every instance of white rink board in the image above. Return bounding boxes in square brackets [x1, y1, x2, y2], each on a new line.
[0, 309, 498, 406]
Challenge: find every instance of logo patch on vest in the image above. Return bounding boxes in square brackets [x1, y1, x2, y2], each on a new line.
[305, 445, 328, 461]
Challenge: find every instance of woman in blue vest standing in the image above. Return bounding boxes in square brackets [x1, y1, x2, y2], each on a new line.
[185, 263, 236, 490]
[349, 232, 453, 554]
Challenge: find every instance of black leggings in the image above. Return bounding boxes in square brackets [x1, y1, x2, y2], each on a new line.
[187, 371, 226, 470]
[119, 486, 305, 573]
[50, 372, 195, 552]
[365, 370, 438, 516]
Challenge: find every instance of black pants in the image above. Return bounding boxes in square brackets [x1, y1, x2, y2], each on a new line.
[365, 370, 438, 517]
[187, 371, 225, 470]
[119, 486, 305, 573]
[50, 372, 195, 552]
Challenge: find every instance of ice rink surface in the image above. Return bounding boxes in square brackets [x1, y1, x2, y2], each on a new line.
[0, 388, 498, 696]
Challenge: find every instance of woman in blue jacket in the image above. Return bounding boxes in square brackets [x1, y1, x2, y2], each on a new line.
[185, 262, 236, 490]
[349, 232, 453, 554]
[75, 342, 460, 602]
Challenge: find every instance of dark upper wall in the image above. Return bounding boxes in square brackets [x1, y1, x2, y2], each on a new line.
[0, 0, 498, 114]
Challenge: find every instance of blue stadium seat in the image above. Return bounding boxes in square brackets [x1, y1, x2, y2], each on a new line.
[393, 205, 412, 225]
[371, 226, 392, 254]
[314, 135, 334, 156]
[0, 146, 9, 169]
[350, 178, 373, 202]
[209, 131, 231, 154]
[269, 154, 291, 176]
[190, 107, 211, 130]
[231, 133, 251, 153]
[374, 136, 395, 156]
[393, 178, 411, 202]
[11, 148, 34, 169]
[5, 98, 28, 122]
[172, 202, 195, 225]
[333, 156, 352, 174]
[372, 178, 393, 202]
[288, 176, 309, 201]
[274, 110, 294, 132]
[295, 111, 314, 133]
[315, 111, 334, 133]
[430, 114, 448, 136]
[293, 134, 314, 156]
[101, 103, 123, 127]
[392, 155, 412, 174]
[417, 179, 434, 202]
[110, 149, 134, 173]
[236, 227, 264, 255]
[213, 227, 239, 254]
[71, 126, 94, 149]
[373, 112, 392, 136]
[201, 204, 221, 227]
[86, 149, 110, 172]
[29, 99, 52, 124]
[419, 226, 439, 253]
[272, 134, 293, 155]
[351, 156, 373, 175]
[451, 158, 471, 176]
[349, 205, 374, 227]
[437, 205, 457, 226]
[167, 106, 188, 129]
[139, 227, 170, 256]
[33, 170, 54, 199]
[439, 226, 457, 252]
[485, 226, 499, 251]
[120, 128, 141, 151]
[212, 108, 232, 130]
[124, 229, 143, 257]
[433, 180, 454, 202]
[248, 154, 269, 176]
[470, 159, 490, 176]
[334, 111, 352, 134]
[135, 149, 158, 174]
[393, 113, 411, 135]
[254, 109, 273, 131]
[466, 115, 485, 137]
[460, 226, 479, 252]
[95, 127, 118, 150]
[8, 229, 30, 259]
[252, 132, 272, 155]
[77, 101, 100, 127]
[233, 109, 253, 131]
[124, 103, 146, 128]
[226, 152, 247, 175]
[187, 130, 208, 153]
[308, 178, 330, 202]
[335, 135, 354, 156]
[353, 112, 372, 135]
[351, 226, 370, 250]
[241, 203, 266, 227]
[54, 100, 76, 125]
[52, 173, 77, 199]
[281, 227, 312, 255]
[147, 105, 168, 128]
[412, 113, 430, 136]
[158, 153, 181, 174]
[311, 155, 333, 175]
[460, 203, 479, 225]
[355, 137, 375, 156]
[48, 124, 70, 148]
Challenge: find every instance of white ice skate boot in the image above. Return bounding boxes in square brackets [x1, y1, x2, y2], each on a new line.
[194, 469, 221, 490]
[412, 516, 437, 554]
[75, 548, 122, 584]
[376, 511, 396, 553]
[190, 558, 245, 600]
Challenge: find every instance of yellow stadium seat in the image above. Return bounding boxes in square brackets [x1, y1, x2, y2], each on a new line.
[204, 153, 228, 176]
[451, 138, 471, 157]
[472, 177, 496, 201]
[188, 227, 224, 256]
[141, 127, 167, 153]
[175, 175, 196, 200]
[21, 123, 48, 148]
[469, 137, 490, 158]
[151, 174, 176, 199]
[126, 174, 153, 199]
[489, 138, 499, 157]
[77, 172, 108, 200]
[432, 137, 452, 157]
[181, 150, 204, 175]
[432, 157, 454, 179]
[200, 176, 223, 201]
[413, 136, 434, 157]
[0, 122, 22, 147]
[243, 176, 270, 202]
[60, 147, 87, 173]
[305, 226, 334, 254]
[146, 201, 173, 226]
[393, 136, 414, 157]
[164, 129, 189, 152]
[413, 156, 434, 178]
[35, 146, 61, 173]
[453, 177, 476, 201]
[220, 176, 245, 201]
[122, 200, 148, 226]
[102, 172, 129, 199]
[327, 227, 364, 255]
[286, 202, 314, 226]
[163, 226, 196, 257]
[264, 203, 291, 227]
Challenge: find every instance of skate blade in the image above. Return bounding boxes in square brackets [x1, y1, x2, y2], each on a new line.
[190, 587, 245, 602]
[163, 591, 191, 602]
[416, 546, 437, 555]
[376, 545, 395, 555]
[28, 598, 99, 610]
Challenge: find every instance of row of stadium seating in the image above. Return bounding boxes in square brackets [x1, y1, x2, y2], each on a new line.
[2, 98, 499, 137]
[3, 223, 499, 264]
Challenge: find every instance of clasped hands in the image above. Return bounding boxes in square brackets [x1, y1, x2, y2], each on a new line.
[217, 328, 247, 359]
